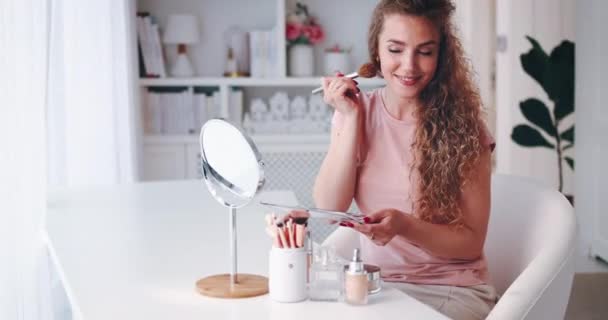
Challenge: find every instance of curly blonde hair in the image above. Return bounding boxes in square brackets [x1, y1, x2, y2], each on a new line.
[367, 0, 487, 225]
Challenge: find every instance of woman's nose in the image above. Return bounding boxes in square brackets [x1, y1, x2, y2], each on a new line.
[400, 50, 417, 71]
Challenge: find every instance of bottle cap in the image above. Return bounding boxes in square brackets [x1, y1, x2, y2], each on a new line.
[347, 248, 365, 275]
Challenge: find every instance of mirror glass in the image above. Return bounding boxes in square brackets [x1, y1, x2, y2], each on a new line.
[199, 119, 265, 208]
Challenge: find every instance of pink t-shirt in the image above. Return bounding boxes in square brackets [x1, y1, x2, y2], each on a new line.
[332, 88, 495, 286]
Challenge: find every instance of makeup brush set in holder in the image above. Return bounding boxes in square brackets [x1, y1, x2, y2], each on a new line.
[262, 202, 381, 304]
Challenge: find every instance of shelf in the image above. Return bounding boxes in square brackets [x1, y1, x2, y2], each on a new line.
[139, 77, 385, 88]
[143, 134, 330, 145]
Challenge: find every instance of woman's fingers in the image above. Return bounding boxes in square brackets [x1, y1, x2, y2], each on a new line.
[329, 78, 358, 102]
[328, 80, 344, 93]
[322, 77, 331, 93]
[322, 76, 361, 113]
[324, 76, 357, 94]
[338, 220, 354, 227]
[363, 210, 390, 224]
[348, 222, 389, 245]
[353, 222, 373, 234]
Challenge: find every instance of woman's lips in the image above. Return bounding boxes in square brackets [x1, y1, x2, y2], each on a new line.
[395, 75, 422, 86]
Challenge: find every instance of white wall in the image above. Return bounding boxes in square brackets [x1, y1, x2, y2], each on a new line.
[495, 0, 575, 195]
[453, 0, 496, 133]
[575, 0, 608, 270]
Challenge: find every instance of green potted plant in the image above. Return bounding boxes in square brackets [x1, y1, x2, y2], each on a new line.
[511, 36, 575, 201]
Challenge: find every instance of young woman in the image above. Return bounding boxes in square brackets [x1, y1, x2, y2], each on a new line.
[313, 0, 497, 319]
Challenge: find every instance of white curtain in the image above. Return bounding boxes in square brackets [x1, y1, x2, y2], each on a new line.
[0, 1, 54, 319]
[47, 0, 139, 187]
[46, 0, 139, 317]
[1, 0, 138, 319]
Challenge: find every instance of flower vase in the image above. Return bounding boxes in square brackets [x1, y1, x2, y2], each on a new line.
[289, 44, 314, 77]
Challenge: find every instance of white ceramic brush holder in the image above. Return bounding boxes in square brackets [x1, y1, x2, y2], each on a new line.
[268, 247, 307, 302]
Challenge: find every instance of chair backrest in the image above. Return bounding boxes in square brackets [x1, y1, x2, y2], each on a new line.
[485, 174, 576, 320]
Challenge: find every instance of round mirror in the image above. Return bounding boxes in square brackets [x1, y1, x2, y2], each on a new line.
[199, 119, 265, 208]
[197, 119, 268, 299]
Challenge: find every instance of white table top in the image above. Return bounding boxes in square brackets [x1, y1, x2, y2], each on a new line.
[45, 180, 447, 320]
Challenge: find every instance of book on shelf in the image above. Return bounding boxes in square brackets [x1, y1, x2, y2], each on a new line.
[143, 87, 243, 136]
[229, 88, 244, 124]
[136, 12, 166, 78]
[249, 28, 279, 78]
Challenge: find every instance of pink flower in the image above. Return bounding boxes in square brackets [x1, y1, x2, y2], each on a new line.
[285, 3, 324, 46]
[304, 24, 324, 45]
[286, 23, 301, 41]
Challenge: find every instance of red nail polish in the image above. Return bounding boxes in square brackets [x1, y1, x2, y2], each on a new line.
[363, 217, 370, 224]
[347, 222, 355, 227]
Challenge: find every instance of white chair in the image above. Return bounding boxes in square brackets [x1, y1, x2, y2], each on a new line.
[322, 174, 577, 319]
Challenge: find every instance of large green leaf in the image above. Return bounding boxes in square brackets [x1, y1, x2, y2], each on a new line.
[565, 156, 575, 170]
[561, 126, 574, 143]
[520, 36, 549, 87]
[554, 101, 574, 121]
[511, 124, 555, 148]
[519, 98, 556, 137]
[544, 40, 575, 120]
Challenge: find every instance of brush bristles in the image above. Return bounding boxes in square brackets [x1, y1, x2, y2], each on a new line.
[293, 217, 308, 225]
[357, 62, 377, 78]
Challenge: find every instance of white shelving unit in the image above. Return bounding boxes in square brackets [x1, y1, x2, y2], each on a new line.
[135, 0, 383, 182]
[139, 76, 385, 87]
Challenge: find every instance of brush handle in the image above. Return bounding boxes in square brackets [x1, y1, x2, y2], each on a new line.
[311, 72, 359, 94]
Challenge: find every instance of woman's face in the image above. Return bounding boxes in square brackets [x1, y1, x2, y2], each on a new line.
[377, 14, 440, 100]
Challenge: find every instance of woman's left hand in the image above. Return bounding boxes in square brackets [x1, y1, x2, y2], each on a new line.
[344, 209, 409, 246]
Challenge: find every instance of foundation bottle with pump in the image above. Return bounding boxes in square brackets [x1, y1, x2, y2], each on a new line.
[344, 248, 368, 305]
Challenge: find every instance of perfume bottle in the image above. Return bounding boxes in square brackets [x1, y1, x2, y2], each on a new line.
[224, 47, 238, 77]
[344, 248, 368, 305]
[308, 246, 343, 301]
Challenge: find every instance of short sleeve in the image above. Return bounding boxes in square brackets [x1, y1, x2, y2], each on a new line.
[480, 121, 496, 152]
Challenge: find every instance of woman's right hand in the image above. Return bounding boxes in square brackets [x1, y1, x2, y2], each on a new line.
[322, 72, 362, 116]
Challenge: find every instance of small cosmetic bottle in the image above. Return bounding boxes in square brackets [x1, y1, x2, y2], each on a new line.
[344, 248, 368, 305]
[308, 246, 343, 301]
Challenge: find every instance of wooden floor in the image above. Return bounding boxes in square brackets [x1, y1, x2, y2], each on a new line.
[565, 273, 608, 320]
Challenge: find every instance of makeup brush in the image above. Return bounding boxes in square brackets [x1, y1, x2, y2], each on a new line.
[311, 62, 377, 94]
[286, 219, 295, 248]
[294, 218, 307, 248]
[265, 213, 280, 246]
[276, 222, 288, 249]
[293, 217, 308, 226]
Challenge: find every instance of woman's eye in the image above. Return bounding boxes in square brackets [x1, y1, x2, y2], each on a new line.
[419, 50, 433, 56]
[388, 48, 402, 53]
